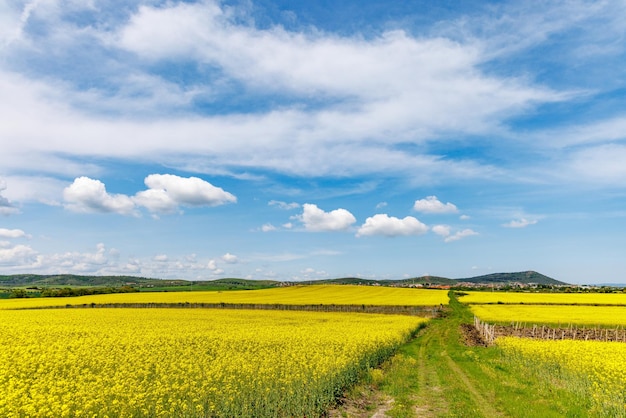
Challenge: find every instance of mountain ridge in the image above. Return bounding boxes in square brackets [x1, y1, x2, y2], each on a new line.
[0, 270, 569, 288]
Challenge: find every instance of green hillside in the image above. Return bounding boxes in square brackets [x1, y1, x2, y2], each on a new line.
[456, 271, 567, 285]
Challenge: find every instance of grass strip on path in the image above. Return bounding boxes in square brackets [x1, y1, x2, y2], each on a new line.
[331, 291, 591, 417]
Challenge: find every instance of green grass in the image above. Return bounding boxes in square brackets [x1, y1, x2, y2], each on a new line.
[333, 291, 592, 417]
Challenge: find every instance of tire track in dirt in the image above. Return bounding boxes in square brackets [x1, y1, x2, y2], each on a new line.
[442, 352, 502, 417]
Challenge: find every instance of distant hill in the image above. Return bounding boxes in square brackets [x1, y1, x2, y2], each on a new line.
[0, 275, 279, 290]
[0, 274, 161, 287]
[456, 271, 567, 286]
[401, 276, 457, 285]
[0, 270, 569, 289]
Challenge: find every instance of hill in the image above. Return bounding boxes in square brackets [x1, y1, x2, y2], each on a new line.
[0, 274, 162, 287]
[456, 271, 567, 286]
[0, 270, 569, 290]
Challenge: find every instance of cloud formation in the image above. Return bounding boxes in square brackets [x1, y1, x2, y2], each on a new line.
[503, 218, 538, 228]
[63, 177, 137, 215]
[432, 224, 478, 242]
[221, 253, 238, 264]
[0, 242, 37, 265]
[64, 174, 236, 216]
[297, 204, 356, 232]
[136, 174, 236, 213]
[356, 214, 428, 237]
[0, 0, 563, 181]
[413, 196, 458, 214]
[0, 228, 29, 239]
[0, 179, 19, 215]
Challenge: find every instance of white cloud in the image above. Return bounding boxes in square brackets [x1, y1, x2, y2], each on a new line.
[375, 202, 388, 209]
[0, 243, 37, 265]
[356, 214, 428, 237]
[297, 203, 356, 232]
[460, 214, 471, 220]
[503, 218, 538, 228]
[413, 196, 458, 214]
[432, 224, 478, 242]
[0, 0, 565, 182]
[64, 175, 236, 216]
[207, 259, 218, 270]
[261, 223, 277, 232]
[445, 229, 478, 243]
[432, 224, 451, 237]
[566, 144, 626, 183]
[153, 254, 168, 262]
[269, 200, 300, 210]
[63, 177, 137, 215]
[141, 174, 236, 209]
[1, 175, 66, 206]
[221, 253, 238, 264]
[0, 228, 29, 239]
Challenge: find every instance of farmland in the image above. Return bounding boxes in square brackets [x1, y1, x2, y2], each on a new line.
[1, 285, 626, 417]
[0, 285, 449, 309]
[466, 290, 626, 416]
[0, 308, 426, 417]
[470, 304, 626, 327]
[459, 290, 626, 305]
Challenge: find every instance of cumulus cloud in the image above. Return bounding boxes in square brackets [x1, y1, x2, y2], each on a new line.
[503, 218, 538, 228]
[63, 177, 137, 215]
[296, 204, 357, 232]
[261, 223, 277, 232]
[0, 228, 29, 239]
[413, 196, 458, 214]
[432, 224, 452, 237]
[221, 253, 238, 264]
[356, 214, 428, 237]
[0, 243, 38, 265]
[140, 174, 236, 210]
[432, 224, 478, 242]
[64, 175, 236, 216]
[203, 260, 214, 270]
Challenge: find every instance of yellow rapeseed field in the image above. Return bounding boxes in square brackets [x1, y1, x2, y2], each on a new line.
[470, 304, 626, 327]
[0, 308, 427, 417]
[459, 291, 626, 305]
[0, 285, 449, 309]
[498, 337, 626, 415]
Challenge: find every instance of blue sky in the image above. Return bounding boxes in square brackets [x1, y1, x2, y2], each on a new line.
[1, 0, 626, 284]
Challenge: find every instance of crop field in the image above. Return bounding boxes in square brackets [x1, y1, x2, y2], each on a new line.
[459, 290, 626, 305]
[462, 290, 626, 416]
[0, 308, 427, 417]
[470, 304, 626, 327]
[498, 337, 626, 415]
[0, 285, 449, 310]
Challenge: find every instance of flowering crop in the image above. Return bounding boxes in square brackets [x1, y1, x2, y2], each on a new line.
[0, 308, 427, 417]
[0, 285, 449, 309]
[470, 304, 626, 327]
[498, 337, 626, 415]
[459, 291, 626, 305]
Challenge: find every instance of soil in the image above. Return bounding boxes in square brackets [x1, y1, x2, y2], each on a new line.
[460, 323, 488, 347]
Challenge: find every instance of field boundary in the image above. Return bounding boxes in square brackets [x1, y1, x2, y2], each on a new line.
[474, 316, 626, 345]
[13, 302, 444, 316]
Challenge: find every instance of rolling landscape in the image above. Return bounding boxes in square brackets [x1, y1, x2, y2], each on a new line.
[2, 0, 626, 416]
[0, 270, 569, 293]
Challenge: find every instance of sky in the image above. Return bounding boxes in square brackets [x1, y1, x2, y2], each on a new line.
[1, 0, 626, 284]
